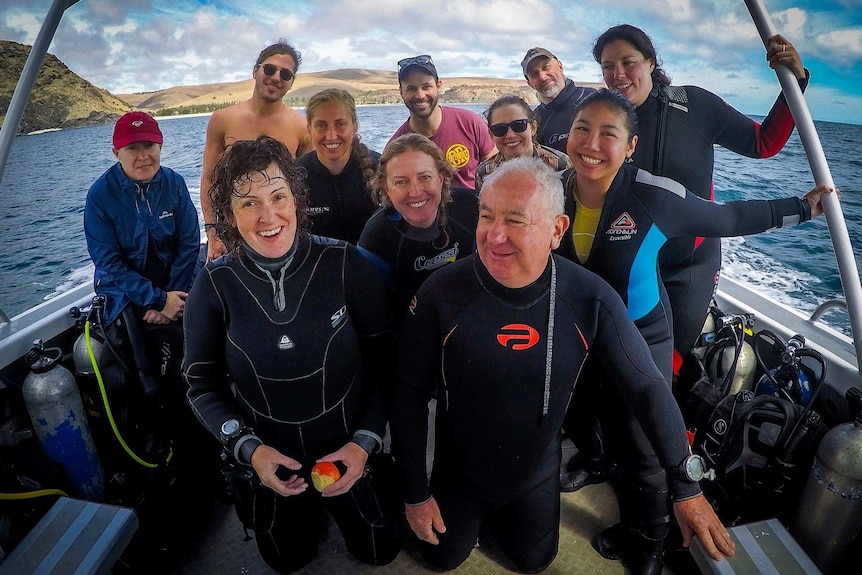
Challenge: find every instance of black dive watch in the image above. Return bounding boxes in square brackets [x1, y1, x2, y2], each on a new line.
[219, 418, 262, 466]
[680, 454, 715, 482]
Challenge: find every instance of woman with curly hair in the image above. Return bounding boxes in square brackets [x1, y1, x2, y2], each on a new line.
[184, 135, 404, 572]
[298, 88, 380, 244]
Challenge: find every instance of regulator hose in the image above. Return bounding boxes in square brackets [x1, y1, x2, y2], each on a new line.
[85, 320, 172, 468]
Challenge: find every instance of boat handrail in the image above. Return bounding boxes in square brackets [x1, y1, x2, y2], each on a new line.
[809, 299, 848, 323]
[0, 0, 80, 187]
[746, 0, 862, 371]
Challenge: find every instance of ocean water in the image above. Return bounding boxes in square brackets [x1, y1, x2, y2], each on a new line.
[1, 104, 860, 336]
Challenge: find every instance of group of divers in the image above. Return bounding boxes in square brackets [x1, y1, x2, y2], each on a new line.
[82, 21, 835, 575]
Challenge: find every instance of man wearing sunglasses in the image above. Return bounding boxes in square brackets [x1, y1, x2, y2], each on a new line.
[522, 47, 595, 154]
[389, 55, 496, 191]
[200, 39, 310, 262]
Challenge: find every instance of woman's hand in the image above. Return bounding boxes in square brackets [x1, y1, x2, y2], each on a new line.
[160, 290, 187, 321]
[315, 442, 369, 497]
[766, 34, 806, 79]
[250, 444, 307, 497]
[805, 184, 838, 218]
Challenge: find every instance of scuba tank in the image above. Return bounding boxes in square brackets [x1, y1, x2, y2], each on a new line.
[704, 312, 757, 395]
[22, 340, 105, 500]
[791, 388, 862, 574]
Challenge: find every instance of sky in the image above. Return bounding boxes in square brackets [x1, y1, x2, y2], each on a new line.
[2, 0, 861, 124]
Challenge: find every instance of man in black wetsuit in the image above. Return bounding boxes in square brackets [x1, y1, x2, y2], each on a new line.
[521, 47, 595, 154]
[389, 157, 735, 572]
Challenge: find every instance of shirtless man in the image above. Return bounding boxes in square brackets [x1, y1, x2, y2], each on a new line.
[201, 40, 310, 261]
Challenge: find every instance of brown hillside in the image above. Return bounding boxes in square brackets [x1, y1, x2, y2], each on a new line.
[0, 40, 130, 133]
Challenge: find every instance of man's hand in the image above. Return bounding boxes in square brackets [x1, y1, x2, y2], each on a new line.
[316, 441, 368, 497]
[160, 291, 187, 321]
[205, 230, 227, 263]
[250, 444, 307, 497]
[405, 497, 446, 545]
[673, 494, 735, 560]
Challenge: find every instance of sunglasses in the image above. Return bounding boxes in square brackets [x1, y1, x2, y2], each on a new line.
[489, 119, 530, 137]
[258, 63, 295, 82]
[397, 54, 434, 72]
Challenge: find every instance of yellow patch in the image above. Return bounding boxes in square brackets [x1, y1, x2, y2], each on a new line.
[446, 143, 470, 169]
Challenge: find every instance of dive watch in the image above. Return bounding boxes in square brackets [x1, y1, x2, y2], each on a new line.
[680, 454, 715, 482]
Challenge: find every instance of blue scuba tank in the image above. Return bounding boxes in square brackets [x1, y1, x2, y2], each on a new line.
[23, 340, 105, 500]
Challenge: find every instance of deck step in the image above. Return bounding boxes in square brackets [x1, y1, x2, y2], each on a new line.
[0, 496, 138, 575]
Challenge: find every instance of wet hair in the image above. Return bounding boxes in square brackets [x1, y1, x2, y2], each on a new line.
[481, 156, 564, 219]
[574, 88, 639, 142]
[305, 89, 376, 193]
[373, 133, 455, 225]
[592, 24, 672, 88]
[208, 135, 309, 257]
[484, 95, 537, 128]
[256, 38, 302, 71]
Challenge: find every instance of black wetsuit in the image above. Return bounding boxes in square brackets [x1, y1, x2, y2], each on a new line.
[184, 234, 403, 572]
[298, 151, 380, 245]
[357, 188, 478, 315]
[390, 255, 699, 572]
[534, 79, 596, 154]
[635, 79, 807, 370]
[556, 163, 811, 532]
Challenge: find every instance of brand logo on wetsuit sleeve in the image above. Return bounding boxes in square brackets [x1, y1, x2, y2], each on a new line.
[497, 324, 540, 350]
[278, 335, 294, 350]
[158, 210, 173, 219]
[606, 212, 638, 241]
[331, 305, 347, 328]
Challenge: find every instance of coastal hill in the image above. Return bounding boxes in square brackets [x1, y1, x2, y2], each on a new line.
[1, 40, 603, 132]
[0, 40, 130, 134]
[116, 68, 591, 112]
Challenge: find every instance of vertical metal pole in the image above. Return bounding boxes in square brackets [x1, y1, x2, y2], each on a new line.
[745, 0, 862, 372]
[0, 0, 80, 187]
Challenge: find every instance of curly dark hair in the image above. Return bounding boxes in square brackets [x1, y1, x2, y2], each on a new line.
[593, 24, 672, 88]
[305, 88, 377, 193]
[256, 39, 302, 71]
[208, 135, 309, 258]
[372, 133, 455, 227]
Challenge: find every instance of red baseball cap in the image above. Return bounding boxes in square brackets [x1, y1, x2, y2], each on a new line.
[113, 111, 163, 149]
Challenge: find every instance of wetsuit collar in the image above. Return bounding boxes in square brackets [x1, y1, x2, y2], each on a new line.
[390, 207, 444, 242]
[242, 234, 301, 311]
[472, 255, 553, 307]
[542, 78, 575, 111]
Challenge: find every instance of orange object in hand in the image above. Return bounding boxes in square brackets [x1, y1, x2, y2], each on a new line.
[311, 462, 341, 492]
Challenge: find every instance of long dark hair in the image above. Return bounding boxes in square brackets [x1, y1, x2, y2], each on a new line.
[575, 89, 639, 142]
[305, 88, 377, 192]
[208, 135, 309, 257]
[593, 24, 672, 88]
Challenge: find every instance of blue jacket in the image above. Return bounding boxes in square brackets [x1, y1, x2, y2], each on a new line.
[84, 162, 200, 324]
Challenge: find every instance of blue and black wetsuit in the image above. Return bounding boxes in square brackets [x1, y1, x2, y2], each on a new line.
[298, 150, 380, 245]
[357, 188, 478, 316]
[184, 234, 403, 572]
[391, 255, 700, 572]
[634, 78, 807, 372]
[556, 162, 812, 532]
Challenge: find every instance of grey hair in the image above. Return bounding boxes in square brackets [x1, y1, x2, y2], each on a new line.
[480, 156, 565, 219]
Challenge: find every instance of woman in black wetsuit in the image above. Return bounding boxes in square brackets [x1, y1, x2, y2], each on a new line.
[297, 88, 379, 244]
[183, 135, 403, 572]
[593, 24, 809, 376]
[558, 89, 831, 574]
[358, 133, 479, 316]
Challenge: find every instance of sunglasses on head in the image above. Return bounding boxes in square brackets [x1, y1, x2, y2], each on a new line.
[397, 54, 433, 72]
[489, 119, 530, 137]
[258, 63, 295, 82]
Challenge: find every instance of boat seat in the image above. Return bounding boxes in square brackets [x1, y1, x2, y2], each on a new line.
[0, 496, 138, 575]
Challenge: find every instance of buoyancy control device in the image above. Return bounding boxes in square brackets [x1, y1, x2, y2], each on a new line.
[791, 387, 862, 574]
[22, 340, 104, 500]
